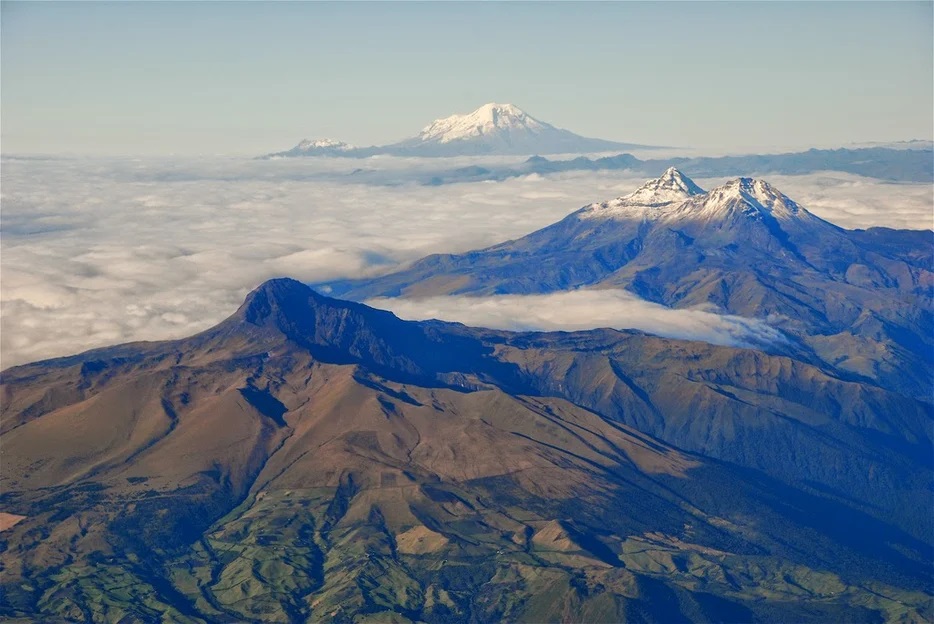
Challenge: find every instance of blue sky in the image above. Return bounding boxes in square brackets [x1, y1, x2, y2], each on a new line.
[2, 1, 932, 155]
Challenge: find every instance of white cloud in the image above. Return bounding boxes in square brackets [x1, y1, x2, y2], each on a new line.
[1, 157, 929, 368]
[0, 157, 645, 367]
[365, 290, 787, 349]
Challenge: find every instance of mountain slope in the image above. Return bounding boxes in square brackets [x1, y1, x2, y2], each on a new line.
[325, 170, 934, 399]
[1, 279, 932, 622]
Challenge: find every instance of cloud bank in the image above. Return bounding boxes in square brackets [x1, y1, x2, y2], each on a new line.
[0, 157, 644, 367]
[1, 156, 930, 367]
[365, 290, 787, 349]
[760, 172, 934, 231]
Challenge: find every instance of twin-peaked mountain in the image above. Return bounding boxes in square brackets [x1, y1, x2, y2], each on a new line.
[262, 102, 649, 158]
[326, 169, 933, 399]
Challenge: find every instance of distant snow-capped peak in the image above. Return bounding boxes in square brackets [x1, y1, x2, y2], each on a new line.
[416, 103, 551, 144]
[295, 138, 352, 151]
[580, 167, 705, 220]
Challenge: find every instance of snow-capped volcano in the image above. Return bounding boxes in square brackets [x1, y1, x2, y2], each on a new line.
[261, 137, 355, 159]
[261, 102, 652, 158]
[323, 170, 933, 402]
[388, 102, 648, 156]
[578, 168, 821, 230]
[415, 103, 549, 144]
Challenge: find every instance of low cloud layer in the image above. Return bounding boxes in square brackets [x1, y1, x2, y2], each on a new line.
[1, 157, 644, 367]
[366, 290, 786, 349]
[760, 172, 934, 230]
[696, 171, 934, 230]
[1, 156, 930, 367]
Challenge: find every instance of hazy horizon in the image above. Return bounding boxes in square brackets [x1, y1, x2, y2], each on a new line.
[3, 1, 932, 156]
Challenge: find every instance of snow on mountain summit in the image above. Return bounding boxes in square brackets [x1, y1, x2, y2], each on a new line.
[416, 103, 550, 144]
[580, 167, 706, 220]
[295, 138, 352, 151]
[578, 169, 826, 231]
[386, 101, 648, 154]
[672, 177, 811, 223]
[264, 102, 650, 157]
[625, 167, 706, 206]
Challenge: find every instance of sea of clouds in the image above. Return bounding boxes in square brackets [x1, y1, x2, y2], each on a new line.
[2, 155, 931, 367]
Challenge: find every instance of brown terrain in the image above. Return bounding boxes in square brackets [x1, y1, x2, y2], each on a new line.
[1, 278, 931, 622]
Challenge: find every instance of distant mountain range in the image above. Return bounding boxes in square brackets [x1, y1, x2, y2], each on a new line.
[2, 170, 932, 621]
[410, 146, 932, 185]
[261, 102, 652, 158]
[257, 144, 933, 186]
